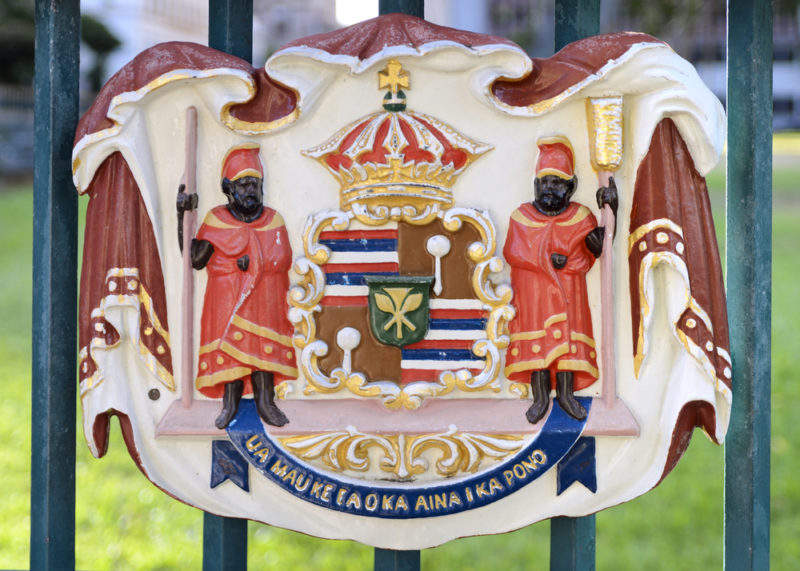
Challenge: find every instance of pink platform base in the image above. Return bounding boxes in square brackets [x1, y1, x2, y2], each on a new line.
[155, 397, 639, 438]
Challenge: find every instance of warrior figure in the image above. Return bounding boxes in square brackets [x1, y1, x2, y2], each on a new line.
[177, 145, 297, 428]
[504, 139, 617, 423]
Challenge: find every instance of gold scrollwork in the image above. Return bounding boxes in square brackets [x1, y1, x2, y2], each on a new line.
[288, 206, 514, 408]
[279, 426, 526, 480]
[350, 202, 440, 227]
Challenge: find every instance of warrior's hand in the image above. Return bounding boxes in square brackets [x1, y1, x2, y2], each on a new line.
[176, 184, 198, 214]
[237, 254, 250, 272]
[191, 239, 214, 270]
[596, 177, 619, 216]
[551, 253, 567, 269]
[585, 227, 605, 258]
[177, 184, 199, 252]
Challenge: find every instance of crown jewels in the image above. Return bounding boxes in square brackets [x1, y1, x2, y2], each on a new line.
[303, 60, 491, 224]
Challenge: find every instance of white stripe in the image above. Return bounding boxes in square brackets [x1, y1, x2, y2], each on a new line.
[348, 220, 398, 231]
[423, 330, 484, 341]
[429, 298, 485, 310]
[401, 360, 485, 370]
[327, 251, 399, 264]
[324, 285, 369, 297]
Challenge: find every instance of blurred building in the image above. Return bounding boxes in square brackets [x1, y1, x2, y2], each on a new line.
[2, 0, 798, 180]
[68, 0, 800, 132]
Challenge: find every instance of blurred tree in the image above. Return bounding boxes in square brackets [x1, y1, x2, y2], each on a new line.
[0, 0, 35, 85]
[82, 13, 121, 92]
[0, 0, 120, 91]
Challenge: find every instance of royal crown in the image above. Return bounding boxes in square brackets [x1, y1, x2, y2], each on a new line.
[303, 60, 491, 224]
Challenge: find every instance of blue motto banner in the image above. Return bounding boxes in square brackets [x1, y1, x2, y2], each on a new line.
[224, 398, 593, 519]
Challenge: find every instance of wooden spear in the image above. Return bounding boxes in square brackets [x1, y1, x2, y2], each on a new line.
[181, 106, 198, 408]
[587, 96, 623, 408]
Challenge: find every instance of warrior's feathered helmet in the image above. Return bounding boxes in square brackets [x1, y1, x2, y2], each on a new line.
[222, 144, 263, 181]
[535, 138, 575, 180]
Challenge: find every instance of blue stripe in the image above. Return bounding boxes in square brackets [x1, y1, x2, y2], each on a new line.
[401, 348, 483, 361]
[429, 318, 487, 330]
[320, 238, 398, 252]
[325, 272, 397, 286]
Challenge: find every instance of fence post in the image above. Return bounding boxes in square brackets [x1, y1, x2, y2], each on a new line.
[30, 1, 80, 569]
[724, 0, 772, 569]
[202, 1, 253, 569]
[371, 0, 421, 553]
[550, 2, 600, 569]
[554, 0, 600, 51]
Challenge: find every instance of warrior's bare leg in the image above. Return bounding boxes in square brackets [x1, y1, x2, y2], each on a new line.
[252, 371, 289, 427]
[526, 369, 551, 424]
[215, 379, 244, 429]
[555, 371, 587, 421]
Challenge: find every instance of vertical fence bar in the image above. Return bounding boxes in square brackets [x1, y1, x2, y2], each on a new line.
[724, 0, 772, 569]
[203, 513, 248, 571]
[374, 549, 421, 571]
[203, 1, 253, 569]
[379, 0, 424, 16]
[554, 0, 600, 51]
[374, 1, 423, 569]
[550, 2, 600, 569]
[550, 517, 596, 571]
[30, 1, 80, 569]
[209, 0, 253, 64]
[30, 0, 80, 569]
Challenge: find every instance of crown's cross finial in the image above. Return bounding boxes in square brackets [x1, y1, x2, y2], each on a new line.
[379, 60, 409, 95]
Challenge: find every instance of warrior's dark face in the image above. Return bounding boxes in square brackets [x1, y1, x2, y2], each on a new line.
[222, 176, 264, 222]
[533, 175, 577, 216]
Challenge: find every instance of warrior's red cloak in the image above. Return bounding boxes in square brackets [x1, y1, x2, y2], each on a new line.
[503, 201, 599, 390]
[195, 205, 297, 397]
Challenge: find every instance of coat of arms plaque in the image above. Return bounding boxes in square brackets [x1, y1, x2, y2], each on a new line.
[73, 14, 731, 549]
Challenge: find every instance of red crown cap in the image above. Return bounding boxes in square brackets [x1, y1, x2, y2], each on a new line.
[222, 146, 263, 181]
[535, 140, 574, 179]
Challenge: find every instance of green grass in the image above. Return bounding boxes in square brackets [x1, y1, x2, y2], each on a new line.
[1, 144, 798, 569]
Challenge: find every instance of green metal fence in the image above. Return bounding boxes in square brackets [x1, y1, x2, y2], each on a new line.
[30, 0, 771, 569]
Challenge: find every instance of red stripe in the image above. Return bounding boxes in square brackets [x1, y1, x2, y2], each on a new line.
[323, 262, 399, 273]
[318, 229, 398, 240]
[320, 296, 368, 306]
[400, 368, 482, 384]
[404, 339, 474, 350]
[430, 308, 485, 319]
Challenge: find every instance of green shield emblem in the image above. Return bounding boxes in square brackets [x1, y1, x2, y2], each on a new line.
[364, 275, 434, 347]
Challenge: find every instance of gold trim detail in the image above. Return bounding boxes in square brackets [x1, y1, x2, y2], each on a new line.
[257, 212, 285, 232]
[544, 313, 567, 329]
[288, 207, 514, 409]
[632, 249, 731, 400]
[509, 382, 530, 398]
[203, 211, 241, 230]
[218, 341, 299, 378]
[570, 332, 596, 348]
[231, 314, 293, 347]
[279, 427, 526, 480]
[510, 331, 546, 342]
[196, 366, 253, 389]
[586, 96, 624, 171]
[80, 268, 175, 395]
[73, 68, 300, 188]
[556, 359, 599, 377]
[510, 209, 546, 228]
[628, 219, 684, 254]
[556, 206, 591, 227]
[503, 344, 571, 376]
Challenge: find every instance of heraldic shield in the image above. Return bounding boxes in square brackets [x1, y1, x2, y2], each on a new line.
[72, 13, 733, 551]
[365, 275, 434, 347]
